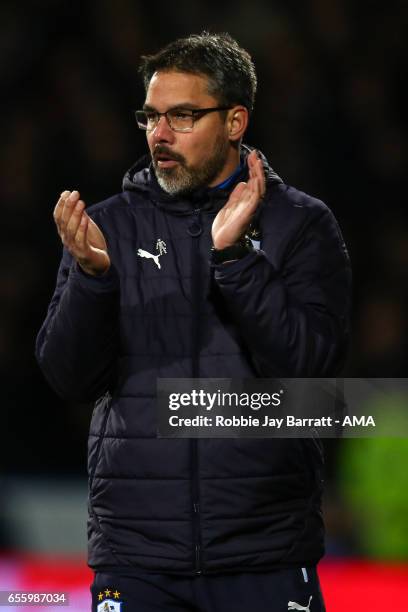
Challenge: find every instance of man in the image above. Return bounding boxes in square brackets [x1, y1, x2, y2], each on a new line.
[36, 33, 351, 612]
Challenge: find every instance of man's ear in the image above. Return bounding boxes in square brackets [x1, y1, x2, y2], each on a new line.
[227, 106, 248, 142]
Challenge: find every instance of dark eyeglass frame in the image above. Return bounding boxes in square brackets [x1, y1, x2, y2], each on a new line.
[135, 106, 233, 132]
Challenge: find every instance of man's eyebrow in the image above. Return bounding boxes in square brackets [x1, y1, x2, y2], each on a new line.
[142, 103, 201, 111]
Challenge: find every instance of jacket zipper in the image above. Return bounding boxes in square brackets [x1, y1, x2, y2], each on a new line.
[189, 208, 203, 574]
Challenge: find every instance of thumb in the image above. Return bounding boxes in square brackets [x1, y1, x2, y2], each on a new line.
[86, 215, 107, 249]
[225, 181, 248, 207]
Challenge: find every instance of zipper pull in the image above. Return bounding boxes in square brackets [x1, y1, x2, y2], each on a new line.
[195, 544, 201, 574]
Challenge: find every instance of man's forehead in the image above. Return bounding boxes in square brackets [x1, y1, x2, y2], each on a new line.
[145, 70, 216, 107]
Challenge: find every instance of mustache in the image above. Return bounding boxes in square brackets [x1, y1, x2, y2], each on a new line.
[152, 145, 186, 164]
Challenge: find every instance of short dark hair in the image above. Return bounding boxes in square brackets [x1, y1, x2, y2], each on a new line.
[139, 32, 257, 114]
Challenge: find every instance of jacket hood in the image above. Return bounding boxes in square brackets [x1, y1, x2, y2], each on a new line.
[122, 144, 282, 215]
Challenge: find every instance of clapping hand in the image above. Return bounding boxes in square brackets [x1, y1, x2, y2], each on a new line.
[212, 150, 265, 250]
[53, 190, 110, 276]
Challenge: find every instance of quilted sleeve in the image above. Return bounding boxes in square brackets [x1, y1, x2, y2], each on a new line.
[35, 247, 120, 402]
[213, 207, 352, 376]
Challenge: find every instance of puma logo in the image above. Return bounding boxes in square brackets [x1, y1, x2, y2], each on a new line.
[137, 248, 161, 269]
[288, 595, 313, 611]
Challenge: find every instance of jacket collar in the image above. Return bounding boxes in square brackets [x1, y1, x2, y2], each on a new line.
[122, 144, 282, 216]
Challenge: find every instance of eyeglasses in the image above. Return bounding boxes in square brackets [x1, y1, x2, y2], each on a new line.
[135, 107, 232, 132]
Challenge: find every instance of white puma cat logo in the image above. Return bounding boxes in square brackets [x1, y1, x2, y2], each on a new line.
[137, 248, 161, 269]
[288, 595, 313, 611]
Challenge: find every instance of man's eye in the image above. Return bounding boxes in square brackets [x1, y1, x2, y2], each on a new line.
[171, 111, 191, 121]
[146, 112, 158, 122]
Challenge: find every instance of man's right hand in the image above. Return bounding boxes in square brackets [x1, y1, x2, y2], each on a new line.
[54, 190, 111, 276]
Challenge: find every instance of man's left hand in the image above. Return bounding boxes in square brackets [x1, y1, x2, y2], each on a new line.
[212, 150, 265, 250]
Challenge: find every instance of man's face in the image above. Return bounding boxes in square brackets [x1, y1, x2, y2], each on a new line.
[144, 71, 231, 195]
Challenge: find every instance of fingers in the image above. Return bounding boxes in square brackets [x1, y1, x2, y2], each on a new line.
[61, 190, 81, 227]
[54, 190, 80, 228]
[244, 182, 262, 215]
[52, 190, 109, 275]
[225, 181, 247, 206]
[225, 179, 258, 216]
[53, 190, 71, 232]
[66, 199, 85, 239]
[247, 150, 259, 177]
[248, 150, 266, 198]
[53, 189, 88, 251]
[74, 213, 89, 253]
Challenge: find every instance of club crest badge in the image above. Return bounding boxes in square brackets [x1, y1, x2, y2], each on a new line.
[137, 238, 167, 269]
[96, 588, 123, 611]
[97, 601, 122, 612]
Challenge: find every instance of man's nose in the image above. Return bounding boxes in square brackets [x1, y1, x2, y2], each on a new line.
[151, 115, 175, 143]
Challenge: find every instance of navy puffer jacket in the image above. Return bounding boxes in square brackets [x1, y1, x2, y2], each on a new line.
[36, 145, 351, 575]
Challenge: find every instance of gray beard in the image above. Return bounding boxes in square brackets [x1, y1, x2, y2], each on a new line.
[154, 138, 230, 196]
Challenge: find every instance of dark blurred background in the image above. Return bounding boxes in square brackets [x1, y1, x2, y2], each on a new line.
[1, 0, 408, 564]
